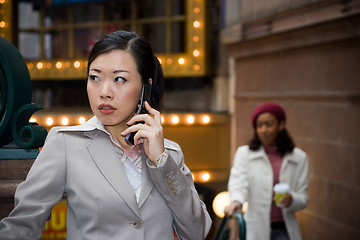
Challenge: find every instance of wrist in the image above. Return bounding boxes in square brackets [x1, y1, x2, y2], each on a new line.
[147, 149, 168, 168]
[232, 201, 243, 210]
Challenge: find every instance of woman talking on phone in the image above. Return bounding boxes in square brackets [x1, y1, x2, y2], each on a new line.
[224, 102, 309, 240]
[0, 30, 212, 240]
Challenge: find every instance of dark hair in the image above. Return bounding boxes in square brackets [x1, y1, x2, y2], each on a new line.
[249, 119, 295, 156]
[88, 30, 164, 110]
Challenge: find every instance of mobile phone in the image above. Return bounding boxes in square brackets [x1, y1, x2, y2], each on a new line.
[125, 82, 152, 145]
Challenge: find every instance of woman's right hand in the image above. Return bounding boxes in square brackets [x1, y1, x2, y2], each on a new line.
[224, 202, 242, 218]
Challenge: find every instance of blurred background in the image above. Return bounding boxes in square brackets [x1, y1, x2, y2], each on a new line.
[0, 0, 359, 239]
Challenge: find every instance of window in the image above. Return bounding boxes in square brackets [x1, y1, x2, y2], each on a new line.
[16, 0, 206, 79]
[18, 0, 185, 59]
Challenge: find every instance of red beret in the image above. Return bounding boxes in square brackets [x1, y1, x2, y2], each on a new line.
[251, 102, 286, 128]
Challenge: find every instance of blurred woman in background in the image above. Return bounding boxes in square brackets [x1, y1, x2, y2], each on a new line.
[225, 102, 309, 240]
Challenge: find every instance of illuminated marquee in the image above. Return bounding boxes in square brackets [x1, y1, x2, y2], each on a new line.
[0, 0, 206, 80]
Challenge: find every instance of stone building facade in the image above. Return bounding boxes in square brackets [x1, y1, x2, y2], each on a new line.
[222, 0, 360, 239]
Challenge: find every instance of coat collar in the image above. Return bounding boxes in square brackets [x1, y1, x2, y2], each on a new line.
[58, 116, 112, 140]
[248, 146, 267, 161]
[248, 146, 299, 164]
[57, 116, 100, 134]
[284, 151, 299, 164]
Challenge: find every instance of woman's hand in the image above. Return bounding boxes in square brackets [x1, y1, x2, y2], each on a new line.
[279, 193, 293, 208]
[121, 101, 165, 165]
[224, 202, 242, 218]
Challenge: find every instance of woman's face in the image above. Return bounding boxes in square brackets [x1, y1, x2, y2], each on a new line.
[87, 49, 143, 128]
[255, 112, 284, 146]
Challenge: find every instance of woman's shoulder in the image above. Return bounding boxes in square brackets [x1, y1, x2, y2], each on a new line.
[44, 123, 98, 144]
[46, 124, 95, 136]
[49, 116, 98, 133]
[164, 139, 182, 152]
[287, 147, 308, 163]
[235, 145, 251, 154]
[45, 117, 98, 138]
[233, 145, 253, 160]
[163, 139, 185, 165]
[292, 147, 307, 157]
[57, 123, 97, 132]
[236, 145, 250, 151]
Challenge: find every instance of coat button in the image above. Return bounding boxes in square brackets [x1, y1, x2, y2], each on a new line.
[133, 220, 142, 229]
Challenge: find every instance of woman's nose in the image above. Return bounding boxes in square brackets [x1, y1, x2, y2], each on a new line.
[100, 82, 113, 99]
[258, 125, 267, 133]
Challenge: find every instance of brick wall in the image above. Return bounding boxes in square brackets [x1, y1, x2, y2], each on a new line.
[0, 159, 35, 219]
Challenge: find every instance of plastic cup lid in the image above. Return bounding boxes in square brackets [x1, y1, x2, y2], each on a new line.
[273, 183, 290, 193]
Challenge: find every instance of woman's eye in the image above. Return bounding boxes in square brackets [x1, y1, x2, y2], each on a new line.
[115, 76, 126, 83]
[89, 75, 100, 81]
[266, 122, 274, 127]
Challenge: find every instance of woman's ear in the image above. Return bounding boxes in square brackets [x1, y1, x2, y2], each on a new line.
[149, 78, 153, 85]
[279, 120, 285, 131]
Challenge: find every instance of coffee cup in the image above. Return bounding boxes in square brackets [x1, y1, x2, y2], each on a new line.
[273, 183, 290, 207]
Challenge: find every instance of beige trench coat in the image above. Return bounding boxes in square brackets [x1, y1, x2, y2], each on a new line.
[228, 145, 309, 240]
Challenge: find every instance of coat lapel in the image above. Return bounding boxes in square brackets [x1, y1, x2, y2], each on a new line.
[85, 131, 141, 217]
[248, 146, 269, 164]
[280, 151, 299, 181]
[138, 151, 154, 208]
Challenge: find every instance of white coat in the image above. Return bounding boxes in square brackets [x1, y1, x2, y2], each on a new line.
[228, 145, 309, 240]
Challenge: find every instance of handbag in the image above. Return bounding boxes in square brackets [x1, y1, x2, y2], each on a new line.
[214, 212, 246, 240]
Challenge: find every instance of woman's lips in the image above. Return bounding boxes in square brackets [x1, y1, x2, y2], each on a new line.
[259, 135, 269, 143]
[98, 104, 116, 115]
